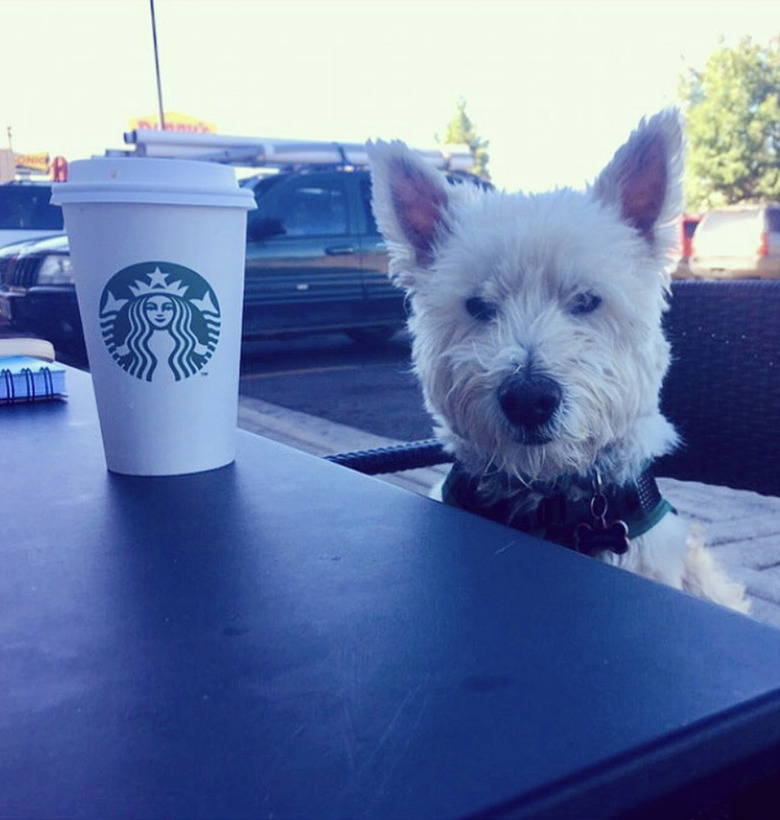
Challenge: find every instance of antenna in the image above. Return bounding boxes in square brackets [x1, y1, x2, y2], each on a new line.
[149, 0, 166, 131]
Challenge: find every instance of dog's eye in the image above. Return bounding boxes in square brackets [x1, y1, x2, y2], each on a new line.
[569, 292, 602, 316]
[465, 296, 498, 322]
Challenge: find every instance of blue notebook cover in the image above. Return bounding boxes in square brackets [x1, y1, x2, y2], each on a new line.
[0, 356, 67, 404]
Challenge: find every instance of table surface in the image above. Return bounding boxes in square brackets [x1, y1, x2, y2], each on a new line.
[3, 368, 780, 820]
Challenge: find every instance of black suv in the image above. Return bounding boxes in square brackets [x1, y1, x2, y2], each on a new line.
[0, 166, 426, 353]
[240, 168, 401, 343]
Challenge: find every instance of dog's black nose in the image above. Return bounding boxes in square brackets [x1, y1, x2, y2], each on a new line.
[498, 373, 561, 430]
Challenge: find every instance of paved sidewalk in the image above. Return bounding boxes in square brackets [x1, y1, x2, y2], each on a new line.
[238, 396, 780, 629]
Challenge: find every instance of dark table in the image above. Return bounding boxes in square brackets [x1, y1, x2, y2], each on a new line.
[2, 367, 780, 820]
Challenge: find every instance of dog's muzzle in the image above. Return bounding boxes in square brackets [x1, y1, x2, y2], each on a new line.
[498, 373, 561, 440]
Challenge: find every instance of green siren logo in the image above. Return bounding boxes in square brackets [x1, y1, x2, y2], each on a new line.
[100, 262, 220, 382]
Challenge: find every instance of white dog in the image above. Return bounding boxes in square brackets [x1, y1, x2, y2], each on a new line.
[367, 111, 750, 613]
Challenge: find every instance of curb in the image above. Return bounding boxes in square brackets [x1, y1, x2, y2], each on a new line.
[237, 395, 449, 496]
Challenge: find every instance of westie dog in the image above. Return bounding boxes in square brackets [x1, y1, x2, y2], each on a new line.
[367, 111, 750, 613]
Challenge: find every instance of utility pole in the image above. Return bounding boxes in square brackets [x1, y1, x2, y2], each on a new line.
[149, 0, 166, 130]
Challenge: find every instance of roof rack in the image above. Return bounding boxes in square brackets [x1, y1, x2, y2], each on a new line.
[120, 129, 475, 173]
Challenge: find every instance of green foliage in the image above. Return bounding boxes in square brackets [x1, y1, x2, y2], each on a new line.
[680, 37, 780, 210]
[440, 98, 491, 180]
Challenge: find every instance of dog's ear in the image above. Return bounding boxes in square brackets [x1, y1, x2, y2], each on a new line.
[366, 140, 451, 282]
[592, 109, 684, 247]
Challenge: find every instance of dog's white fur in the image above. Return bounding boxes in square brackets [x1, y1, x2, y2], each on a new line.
[367, 111, 750, 613]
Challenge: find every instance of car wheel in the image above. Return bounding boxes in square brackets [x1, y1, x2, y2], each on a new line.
[345, 325, 397, 344]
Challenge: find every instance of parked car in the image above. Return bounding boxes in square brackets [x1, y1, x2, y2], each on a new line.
[0, 181, 64, 248]
[3, 167, 480, 352]
[0, 234, 76, 339]
[239, 168, 404, 344]
[689, 203, 780, 279]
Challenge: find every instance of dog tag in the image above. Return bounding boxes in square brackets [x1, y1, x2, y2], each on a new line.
[574, 519, 630, 555]
[574, 487, 630, 555]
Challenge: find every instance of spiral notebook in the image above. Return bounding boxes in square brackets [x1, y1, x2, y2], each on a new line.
[1, 356, 67, 404]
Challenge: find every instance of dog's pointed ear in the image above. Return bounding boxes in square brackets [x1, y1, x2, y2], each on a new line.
[366, 140, 451, 283]
[592, 109, 684, 247]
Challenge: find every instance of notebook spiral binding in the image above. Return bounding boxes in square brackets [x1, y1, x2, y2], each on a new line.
[1, 363, 61, 404]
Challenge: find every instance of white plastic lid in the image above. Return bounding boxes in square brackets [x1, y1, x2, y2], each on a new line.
[50, 157, 256, 210]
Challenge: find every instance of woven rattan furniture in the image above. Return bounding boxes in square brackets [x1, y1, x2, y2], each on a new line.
[326, 280, 780, 497]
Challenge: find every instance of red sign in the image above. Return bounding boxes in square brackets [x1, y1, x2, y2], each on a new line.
[51, 156, 68, 182]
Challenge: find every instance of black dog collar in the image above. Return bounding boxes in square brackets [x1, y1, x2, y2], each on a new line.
[441, 462, 675, 556]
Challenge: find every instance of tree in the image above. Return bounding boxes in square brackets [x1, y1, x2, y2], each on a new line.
[440, 98, 490, 180]
[679, 37, 780, 210]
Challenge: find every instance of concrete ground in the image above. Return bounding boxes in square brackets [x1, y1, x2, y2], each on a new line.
[238, 395, 780, 630]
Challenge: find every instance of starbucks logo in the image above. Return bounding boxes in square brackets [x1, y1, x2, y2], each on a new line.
[99, 262, 220, 382]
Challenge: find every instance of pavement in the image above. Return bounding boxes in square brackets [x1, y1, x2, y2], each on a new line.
[238, 395, 780, 630]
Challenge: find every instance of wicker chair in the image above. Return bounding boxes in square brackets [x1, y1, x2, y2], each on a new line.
[326, 280, 780, 498]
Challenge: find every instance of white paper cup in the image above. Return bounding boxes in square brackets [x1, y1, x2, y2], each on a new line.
[51, 157, 256, 476]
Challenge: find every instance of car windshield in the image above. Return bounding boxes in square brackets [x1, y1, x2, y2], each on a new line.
[0, 185, 63, 230]
[703, 209, 759, 231]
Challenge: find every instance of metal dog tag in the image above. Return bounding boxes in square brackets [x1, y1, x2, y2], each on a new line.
[575, 518, 630, 555]
[574, 487, 630, 555]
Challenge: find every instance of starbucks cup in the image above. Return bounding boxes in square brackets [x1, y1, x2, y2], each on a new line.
[51, 157, 256, 476]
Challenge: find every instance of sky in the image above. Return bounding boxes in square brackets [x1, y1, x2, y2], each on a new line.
[2, 0, 779, 192]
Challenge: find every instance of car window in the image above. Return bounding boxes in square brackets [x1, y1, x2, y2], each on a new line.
[262, 177, 349, 237]
[0, 185, 63, 230]
[243, 174, 284, 199]
[766, 208, 780, 233]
